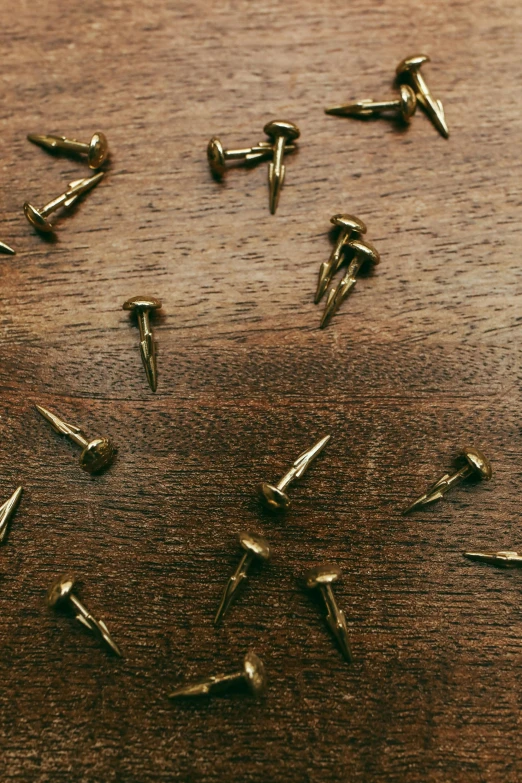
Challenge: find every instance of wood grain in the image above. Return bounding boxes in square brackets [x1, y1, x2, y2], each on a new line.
[0, 0, 521, 781]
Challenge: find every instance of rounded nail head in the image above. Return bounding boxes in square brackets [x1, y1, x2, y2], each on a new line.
[259, 481, 290, 511]
[48, 574, 76, 608]
[23, 203, 53, 233]
[396, 53, 430, 77]
[207, 137, 226, 175]
[346, 238, 381, 266]
[243, 652, 267, 696]
[239, 531, 270, 561]
[305, 563, 342, 589]
[79, 438, 116, 474]
[263, 120, 301, 142]
[87, 132, 109, 169]
[330, 214, 367, 235]
[398, 85, 417, 120]
[123, 296, 162, 312]
[462, 447, 492, 480]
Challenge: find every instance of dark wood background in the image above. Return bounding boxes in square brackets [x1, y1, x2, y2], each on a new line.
[1, 0, 521, 781]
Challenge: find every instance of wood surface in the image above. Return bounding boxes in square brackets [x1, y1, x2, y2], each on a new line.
[0, 0, 521, 781]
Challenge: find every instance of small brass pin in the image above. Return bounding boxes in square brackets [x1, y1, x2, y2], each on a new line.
[35, 404, 116, 474]
[122, 296, 162, 392]
[169, 651, 266, 700]
[207, 137, 296, 177]
[315, 214, 367, 304]
[464, 550, 522, 568]
[263, 120, 300, 214]
[320, 238, 380, 328]
[396, 54, 449, 138]
[305, 563, 353, 663]
[260, 434, 330, 511]
[28, 132, 109, 169]
[47, 574, 122, 656]
[0, 241, 15, 255]
[24, 172, 104, 234]
[325, 84, 417, 123]
[214, 532, 270, 626]
[403, 447, 492, 514]
[0, 486, 23, 543]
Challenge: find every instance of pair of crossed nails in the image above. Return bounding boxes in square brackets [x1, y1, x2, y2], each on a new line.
[325, 53, 449, 138]
[208, 119, 300, 214]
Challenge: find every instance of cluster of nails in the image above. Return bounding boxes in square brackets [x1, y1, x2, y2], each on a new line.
[0, 54, 510, 700]
[0, 131, 109, 254]
[1, 417, 509, 701]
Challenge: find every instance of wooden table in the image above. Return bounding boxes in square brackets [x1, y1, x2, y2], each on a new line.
[1, 1, 520, 781]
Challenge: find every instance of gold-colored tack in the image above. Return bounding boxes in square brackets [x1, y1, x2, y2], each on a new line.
[259, 434, 330, 511]
[0, 241, 15, 255]
[315, 214, 367, 304]
[169, 651, 266, 700]
[207, 137, 296, 177]
[325, 84, 417, 123]
[28, 132, 109, 169]
[47, 574, 122, 657]
[122, 296, 162, 392]
[403, 447, 492, 514]
[320, 238, 380, 328]
[0, 486, 23, 544]
[396, 54, 449, 138]
[263, 120, 300, 214]
[463, 550, 522, 568]
[35, 404, 116, 474]
[214, 532, 270, 626]
[23, 172, 104, 234]
[305, 563, 353, 663]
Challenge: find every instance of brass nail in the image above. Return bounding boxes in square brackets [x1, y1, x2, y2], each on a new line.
[320, 238, 380, 328]
[28, 132, 109, 169]
[207, 137, 296, 177]
[396, 54, 449, 138]
[325, 84, 417, 123]
[122, 296, 162, 392]
[403, 447, 492, 514]
[0, 486, 23, 544]
[47, 574, 122, 657]
[35, 404, 116, 474]
[214, 532, 270, 626]
[259, 434, 330, 512]
[0, 241, 15, 255]
[169, 651, 266, 700]
[315, 214, 367, 304]
[463, 550, 522, 568]
[305, 563, 353, 663]
[263, 120, 300, 214]
[23, 172, 104, 234]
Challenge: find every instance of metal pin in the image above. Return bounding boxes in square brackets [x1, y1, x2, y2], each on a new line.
[263, 120, 300, 214]
[0, 486, 23, 543]
[403, 447, 492, 514]
[47, 574, 122, 656]
[463, 550, 522, 568]
[169, 651, 266, 700]
[396, 54, 449, 138]
[315, 214, 367, 304]
[207, 137, 296, 177]
[325, 84, 417, 123]
[259, 434, 330, 511]
[35, 404, 116, 474]
[0, 241, 15, 255]
[28, 132, 109, 169]
[122, 296, 162, 392]
[305, 563, 353, 663]
[23, 172, 104, 234]
[320, 238, 380, 328]
[214, 532, 270, 625]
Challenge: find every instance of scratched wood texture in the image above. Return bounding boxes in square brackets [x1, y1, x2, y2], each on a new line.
[0, 0, 521, 781]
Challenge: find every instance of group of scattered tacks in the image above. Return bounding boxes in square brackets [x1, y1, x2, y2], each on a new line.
[325, 53, 449, 138]
[0, 410, 513, 702]
[0, 131, 109, 253]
